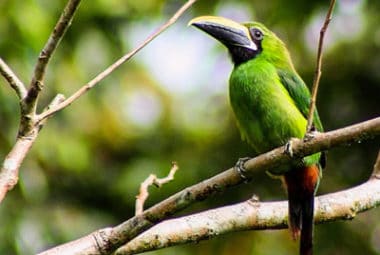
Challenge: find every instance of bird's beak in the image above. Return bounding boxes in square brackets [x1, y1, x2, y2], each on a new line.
[189, 16, 257, 51]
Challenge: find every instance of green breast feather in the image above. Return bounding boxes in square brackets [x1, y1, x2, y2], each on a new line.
[229, 59, 322, 174]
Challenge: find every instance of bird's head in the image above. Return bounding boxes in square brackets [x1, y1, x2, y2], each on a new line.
[189, 16, 292, 67]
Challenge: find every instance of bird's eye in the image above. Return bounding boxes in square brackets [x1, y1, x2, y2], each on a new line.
[250, 28, 263, 41]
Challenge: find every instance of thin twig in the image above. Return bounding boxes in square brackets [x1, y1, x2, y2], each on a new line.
[306, 0, 336, 132]
[135, 162, 179, 215]
[0, 57, 27, 99]
[25, 0, 82, 113]
[37, 117, 380, 255]
[36, 0, 198, 123]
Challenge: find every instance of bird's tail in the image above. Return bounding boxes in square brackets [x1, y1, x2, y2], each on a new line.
[284, 164, 320, 255]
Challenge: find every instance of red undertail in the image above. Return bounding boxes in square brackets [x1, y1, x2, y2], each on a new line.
[284, 164, 320, 255]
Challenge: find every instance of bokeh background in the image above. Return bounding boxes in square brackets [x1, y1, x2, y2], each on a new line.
[0, 0, 379, 254]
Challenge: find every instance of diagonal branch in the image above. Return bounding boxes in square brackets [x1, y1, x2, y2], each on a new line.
[118, 151, 380, 254]
[36, 0, 198, 123]
[24, 0, 82, 114]
[306, 0, 336, 132]
[38, 117, 380, 255]
[0, 57, 27, 99]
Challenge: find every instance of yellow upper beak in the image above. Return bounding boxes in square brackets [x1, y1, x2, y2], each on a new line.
[188, 16, 246, 31]
[189, 16, 256, 50]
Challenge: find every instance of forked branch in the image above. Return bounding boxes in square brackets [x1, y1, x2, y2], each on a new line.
[0, 0, 196, 204]
[0, 0, 82, 204]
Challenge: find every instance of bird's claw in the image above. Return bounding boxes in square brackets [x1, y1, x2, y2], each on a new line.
[284, 138, 297, 157]
[250, 194, 260, 202]
[234, 157, 252, 182]
[247, 194, 260, 206]
[304, 130, 319, 142]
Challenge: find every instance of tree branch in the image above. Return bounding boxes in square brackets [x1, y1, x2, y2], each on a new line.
[0, 57, 27, 99]
[24, 0, 82, 114]
[0, 0, 195, 204]
[0, 94, 65, 203]
[0, 0, 81, 203]
[306, 0, 336, 132]
[117, 151, 380, 254]
[38, 117, 380, 255]
[0, 135, 38, 202]
[36, 0, 198, 123]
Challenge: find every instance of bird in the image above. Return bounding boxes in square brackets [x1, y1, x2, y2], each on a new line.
[189, 16, 325, 255]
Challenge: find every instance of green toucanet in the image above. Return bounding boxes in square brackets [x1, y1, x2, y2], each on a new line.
[189, 16, 325, 255]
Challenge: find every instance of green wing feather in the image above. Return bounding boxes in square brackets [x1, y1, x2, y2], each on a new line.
[277, 69, 323, 132]
[278, 69, 326, 168]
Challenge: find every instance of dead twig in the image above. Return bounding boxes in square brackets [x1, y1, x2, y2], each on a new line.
[306, 0, 336, 133]
[135, 162, 179, 215]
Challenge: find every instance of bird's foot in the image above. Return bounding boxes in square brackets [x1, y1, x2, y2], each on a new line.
[250, 194, 260, 202]
[284, 138, 298, 157]
[234, 157, 252, 182]
[247, 194, 260, 206]
[304, 130, 320, 142]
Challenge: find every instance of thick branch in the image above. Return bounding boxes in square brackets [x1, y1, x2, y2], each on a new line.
[306, 0, 336, 132]
[118, 153, 380, 254]
[24, 0, 82, 113]
[0, 134, 38, 202]
[36, 0, 198, 122]
[0, 57, 27, 99]
[38, 117, 380, 255]
[0, 94, 65, 203]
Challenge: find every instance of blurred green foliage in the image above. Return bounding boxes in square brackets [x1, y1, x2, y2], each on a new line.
[0, 0, 379, 254]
